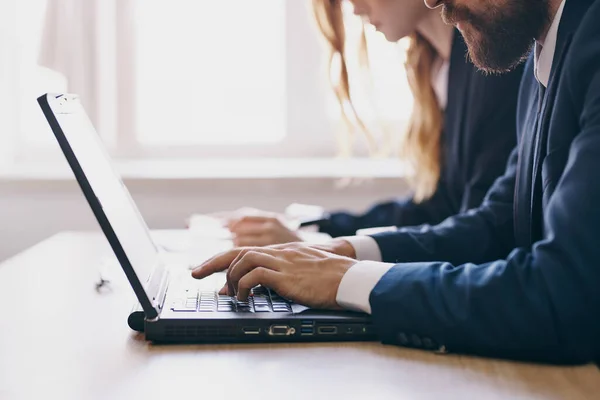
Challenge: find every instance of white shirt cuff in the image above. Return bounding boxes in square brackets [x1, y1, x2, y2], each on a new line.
[336, 261, 395, 314]
[341, 235, 383, 261]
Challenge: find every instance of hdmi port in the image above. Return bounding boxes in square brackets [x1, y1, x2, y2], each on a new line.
[242, 327, 261, 335]
[317, 326, 338, 335]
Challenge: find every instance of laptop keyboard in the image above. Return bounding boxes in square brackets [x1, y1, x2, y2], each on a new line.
[171, 285, 292, 313]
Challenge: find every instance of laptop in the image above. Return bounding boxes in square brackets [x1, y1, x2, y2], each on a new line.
[38, 93, 375, 343]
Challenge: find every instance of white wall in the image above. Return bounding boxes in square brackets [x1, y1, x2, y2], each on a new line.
[0, 177, 409, 262]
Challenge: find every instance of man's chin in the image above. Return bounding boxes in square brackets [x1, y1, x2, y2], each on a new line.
[454, 20, 471, 36]
[468, 55, 529, 75]
[457, 27, 528, 74]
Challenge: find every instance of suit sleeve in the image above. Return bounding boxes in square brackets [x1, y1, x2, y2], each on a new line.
[321, 163, 497, 238]
[320, 188, 454, 238]
[322, 67, 522, 239]
[371, 146, 518, 266]
[367, 47, 600, 363]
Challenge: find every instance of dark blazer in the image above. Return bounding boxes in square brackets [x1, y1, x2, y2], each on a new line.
[368, 0, 600, 364]
[320, 32, 524, 238]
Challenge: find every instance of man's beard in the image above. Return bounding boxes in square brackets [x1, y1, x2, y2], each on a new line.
[441, 0, 551, 74]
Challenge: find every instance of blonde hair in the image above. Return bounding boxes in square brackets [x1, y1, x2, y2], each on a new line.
[312, 0, 444, 202]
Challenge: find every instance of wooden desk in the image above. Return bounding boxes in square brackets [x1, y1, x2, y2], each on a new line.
[1, 232, 599, 400]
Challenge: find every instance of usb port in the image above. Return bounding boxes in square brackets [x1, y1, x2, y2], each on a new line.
[301, 320, 314, 325]
[242, 327, 261, 335]
[300, 327, 314, 335]
[317, 326, 338, 335]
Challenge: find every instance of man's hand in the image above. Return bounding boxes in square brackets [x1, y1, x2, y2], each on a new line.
[191, 243, 357, 309]
[312, 238, 357, 259]
[228, 214, 302, 247]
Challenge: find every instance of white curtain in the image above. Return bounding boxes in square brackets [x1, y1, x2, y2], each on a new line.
[0, 0, 19, 170]
[38, 0, 133, 141]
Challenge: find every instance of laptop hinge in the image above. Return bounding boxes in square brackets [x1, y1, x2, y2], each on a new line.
[151, 268, 170, 314]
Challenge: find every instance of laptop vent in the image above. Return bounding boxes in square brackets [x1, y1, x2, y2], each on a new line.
[164, 325, 238, 339]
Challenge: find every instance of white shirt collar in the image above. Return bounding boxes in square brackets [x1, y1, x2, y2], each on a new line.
[431, 57, 449, 110]
[534, 0, 566, 87]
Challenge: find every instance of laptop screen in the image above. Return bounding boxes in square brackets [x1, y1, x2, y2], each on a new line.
[41, 94, 162, 310]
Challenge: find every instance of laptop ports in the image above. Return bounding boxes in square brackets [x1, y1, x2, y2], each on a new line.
[242, 327, 261, 335]
[300, 326, 314, 335]
[317, 326, 338, 335]
[268, 325, 296, 336]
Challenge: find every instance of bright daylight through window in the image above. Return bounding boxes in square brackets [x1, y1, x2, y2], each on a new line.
[11, 0, 412, 160]
[134, 0, 286, 146]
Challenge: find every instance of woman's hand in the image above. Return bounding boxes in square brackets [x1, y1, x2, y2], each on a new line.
[227, 213, 303, 247]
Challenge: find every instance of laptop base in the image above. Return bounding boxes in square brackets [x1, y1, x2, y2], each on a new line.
[143, 314, 377, 344]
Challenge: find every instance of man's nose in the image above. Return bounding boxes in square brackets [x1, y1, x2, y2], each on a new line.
[424, 0, 444, 9]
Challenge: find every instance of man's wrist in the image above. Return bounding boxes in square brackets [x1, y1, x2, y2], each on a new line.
[331, 238, 357, 259]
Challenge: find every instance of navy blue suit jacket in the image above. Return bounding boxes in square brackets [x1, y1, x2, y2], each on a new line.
[321, 33, 523, 237]
[368, 0, 600, 364]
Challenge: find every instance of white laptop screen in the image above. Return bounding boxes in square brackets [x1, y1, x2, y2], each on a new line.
[47, 94, 161, 304]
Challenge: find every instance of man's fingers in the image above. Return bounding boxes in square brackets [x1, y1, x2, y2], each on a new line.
[226, 247, 255, 295]
[191, 248, 246, 279]
[236, 268, 281, 301]
[223, 246, 284, 293]
[218, 284, 228, 296]
[228, 250, 284, 294]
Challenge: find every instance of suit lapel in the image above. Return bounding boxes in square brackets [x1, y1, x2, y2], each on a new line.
[514, 72, 540, 247]
[530, 35, 573, 220]
[521, 0, 594, 245]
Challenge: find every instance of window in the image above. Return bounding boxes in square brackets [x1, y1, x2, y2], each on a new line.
[128, 0, 339, 158]
[134, 0, 286, 146]
[6, 0, 413, 163]
[14, 0, 67, 159]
